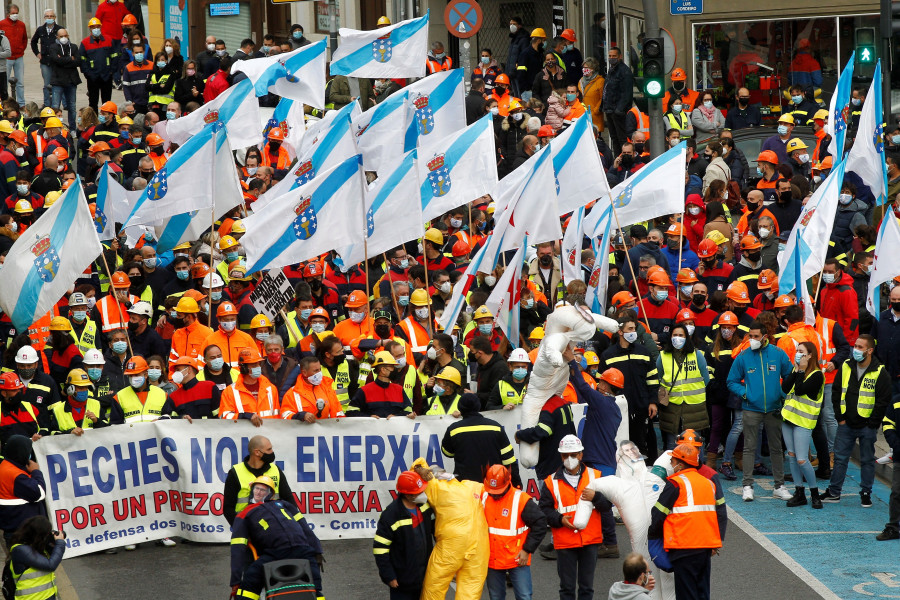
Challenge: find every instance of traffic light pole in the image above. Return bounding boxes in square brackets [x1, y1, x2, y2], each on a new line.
[643, 0, 665, 157]
[881, 0, 892, 114]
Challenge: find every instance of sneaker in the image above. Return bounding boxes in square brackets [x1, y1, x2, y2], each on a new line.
[157, 538, 176, 547]
[753, 463, 772, 476]
[820, 489, 841, 503]
[773, 485, 794, 500]
[877, 452, 894, 465]
[876, 526, 900, 541]
[124, 544, 136, 551]
[719, 462, 737, 481]
[742, 486, 754, 502]
[861, 491, 873, 508]
[596, 544, 620, 559]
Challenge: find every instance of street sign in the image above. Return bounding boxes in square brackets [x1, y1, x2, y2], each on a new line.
[445, 0, 483, 39]
[670, 0, 702, 15]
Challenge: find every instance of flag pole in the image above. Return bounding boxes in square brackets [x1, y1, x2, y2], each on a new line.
[421, 225, 434, 338]
[610, 204, 653, 333]
[677, 212, 685, 273]
[208, 129, 217, 329]
[812, 267, 826, 304]
[99, 249, 134, 357]
[383, 252, 401, 317]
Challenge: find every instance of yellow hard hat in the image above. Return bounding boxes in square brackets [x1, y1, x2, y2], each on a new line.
[410, 288, 431, 307]
[584, 351, 600, 366]
[528, 326, 545, 340]
[49, 316, 72, 331]
[66, 368, 91, 387]
[173, 242, 192, 251]
[423, 228, 443, 245]
[377, 16, 391, 26]
[777, 113, 795, 125]
[44, 191, 62, 207]
[0, 120, 13, 134]
[175, 296, 200, 314]
[531, 27, 547, 38]
[231, 220, 246, 234]
[372, 351, 398, 367]
[219, 235, 239, 251]
[250, 313, 273, 329]
[251, 475, 276, 491]
[508, 98, 523, 111]
[117, 115, 134, 126]
[705, 230, 728, 246]
[473, 305, 493, 320]
[786, 138, 808, 153]
[14, 199, 32, 214]
[88, 17, 102, 28]
[435, 366, 461, 386]
[40, 107, 55, 118]
[44, 117, 63, 129]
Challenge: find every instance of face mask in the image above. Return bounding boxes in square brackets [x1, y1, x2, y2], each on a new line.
[509, 24, 518, 33]
[703, 100, 713, 109]
[451, 334, 458, 346]
[207, 43, 216, 52]
[852, 348, 866, 362]
[513, 367, 528, 380]
[633, 142, 645, 154]
[563, 456, 580, 470]
[260, 451, 275, 464]
[792, 95, 803, 104]
[523, 298, 534, 309]
[608, 57, 618, 66]
[721, 328, 734, 340]
[130, 376, 145, 388]
[512, 112, 524, 122]
[87, 367, 102, 381]
[208, 357, 224, 371]
[654, 289, 668, 301]
[623, 331, 638, 344]
[893, 301, 900, 313]
[490, 106, 499, 116]
[15, 184, 27, 195]
[256, 333, 269, 343]
[225, 251, 240, 263]
[134, 53, 144, 63]
[669, 138, 679, 147]
[439, 282, 452, 294]
[374, 323, 392, 339]
[822, 273, 836, 284]
[566, 93, 576, 102]
[170, 310, 179, 320]
[293, 31, 303, 40]
[478, 323, 492, 335]
[349, 311, 366, 324]
[435, 53, 445, 60]
[426, 347, 439, 361]
[295, 308, 311, 322]
[798, 153, 810, 164]
[147, 368, 162, 382]
[411, 492, 427, 505]
[306, 371, 323, 386]
[311, 322, 326, 334]
[686, 324, 696, 336]
[156, 61, 167, 69]
[132, 137, 142, 145]
[583, 68, 592, 77]
[484, 275, 497, 287]
[432, 383, 445, 396]
[450, 217, 463, 229]
[749, 338, 762, 351]
[480, 56, 490, 65]
[68, 309, 87, 323]
[176, 270, 190, 281]
[688, 206, 701, 215]
[58, 36, 68, 44]
[777, 125, 789, 136]
[215, 49, 226, 57]
[758, 227, 771, 239]
[671, 104, 683, 114]
[779, 243, 787, 253]
[415, 307, 430, 320]
[112, 341, 128, 354]
[45, 18, 54, 25]
[851, 98, 861, 106]
[793, 352, 807, 365]
[8, 14, 17, 21]
[839, 193, 853, 205]
[671, 335, 686, 349]
[7, 222, 16, 233]
[756, 166, 764, 177]
[221, 320, 237, 332]
[91, 27, 101, 37]
[249, 366, 262, 378]
[680, 285, 693, 298]
[893, 135, 900, 145]
[98, 113, 109, 124]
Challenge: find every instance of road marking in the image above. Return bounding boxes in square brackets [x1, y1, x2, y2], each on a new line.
[57, 564, 79, 600]
[760, 531, 881, 535]
[728, 510, 842, 600]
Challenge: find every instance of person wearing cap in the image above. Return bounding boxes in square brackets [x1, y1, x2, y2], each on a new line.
[648, 444, 726, 600]
[661, 67, 699, 115]
[417, 228, 455, 275]
[537, 434, 610, 589]
[482, 463, 547, 600]
[784, 137, 811, 179]
[126, 300, 166, 359]
[373, 340, 421, 413]
[67, 292, 99, 354]
[48, 368, 107, 435]
[79, 17, 119, 111]
[109, 356, 170, 425]
[0, 366, 48, 448]
[373, 470, 436, 600]
[641, 268, 679, 346]
[422, 332, 468, 396]
[314, 334, 360, 414]
[204, 302, 257, 368]
[248, 313, 274, 354]
[296, 309, 334, 356]
[168, 296, 214, 369]
[487, 348, 530, 411]
[463, 304, 504, 353]
[44, 316, 83, 389]
[349, 351, 414, 419]
[333, 290, 375, 358]
[396, 289, 436, 363]
[4, 169, 43, 215]
[696, 237, 733, 294]
[0, 130, 27, 199]
[166, 356, 220, 419]
[260, 127, 290, 178]
[281, 356, 344, 422]
[377, 246, 414, 300]
[305, 261, 342, 316]
[218, 348, 280, 423]
[810, 108, 832, 168]
[760, 113, 795, 166]
[660, 224, 699, 281]
[199, 272, 226, 329]
[425, 366, 462, 416]
[88, 100, 120, 145]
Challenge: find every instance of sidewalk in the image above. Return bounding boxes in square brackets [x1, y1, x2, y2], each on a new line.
[17, 53, 126, 109]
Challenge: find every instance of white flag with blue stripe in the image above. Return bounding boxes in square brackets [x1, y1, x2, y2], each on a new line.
[242, 155, 366, 273]
[585, 207, 614, 315]
[231, 40, 326, 107]
[297, 101, 361, 157]
[550, 113, 611, 214]
[418, 113, 497, 221]
[352, 90, 410, 172]
[125, 122, 240, 228]
[485, 241, 525, 349]
[263, 97, 306, 159]
[165, 78, 261, 150]
[845, 60, 888, 205]
[826, 53, 855, 163]
[561, 205, 586, 284]
[403, 69, 465, 151]
[94, 162, 137, 240]
[153, 173, 243, 254]
[868, 213, 900, 318]
[438, 231, 502, 332]
[777, 160, 847, 294]
[331, 11, 429, 78]
[337, 150, 422, 267]
[253, 103, 358, 212]
[0, 178, 102, 330]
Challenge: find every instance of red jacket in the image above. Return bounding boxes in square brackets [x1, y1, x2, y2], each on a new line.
[0, 19, 27, 59]
[94, 0, 130, 40]
[203, 69, 229, 103]
[818, 271, 859, 345]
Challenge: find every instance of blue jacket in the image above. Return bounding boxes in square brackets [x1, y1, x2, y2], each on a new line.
[661, 238, 699, 280]
[876, 310, 900, 380]
[569, 360, 621, 470]
[726, 341, 792, 413]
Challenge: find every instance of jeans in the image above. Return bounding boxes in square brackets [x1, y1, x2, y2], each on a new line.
[604, 111, 628, 155]
[7, 57, 24, 104]
[40, 63, 52, 107]
[782, 422, 817, 488]
[742, 410, 784, 488]
[708, 404, 730, 455]
[486, 566, 532, 600]
[723, 408, 762, 464]
[556, 544, 598, 600]
[51, 85, 77, 130]
[828, 424, 877, 495]
[672, 550, 712, 600]
[820, 383, 837, 452]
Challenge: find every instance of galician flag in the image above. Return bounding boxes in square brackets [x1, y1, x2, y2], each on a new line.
[165, 78, 261, 150]
[868, 213, 900, 318]
[845, 60, 888, 205]
[232, 40, 326, 107]
[484, 242, 525, 349]
[826, 53, 855, 163]
[330, 12, 429, 78]
[550, 113, 611, 214]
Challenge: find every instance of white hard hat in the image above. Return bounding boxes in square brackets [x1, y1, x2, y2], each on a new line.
[83, 348, 106, 365]
[202, 273, 225, 289]
[127, 301, 153, 318]
[69, 292, 88, 306]
[15, 345, 38, 364]
[558, 434, 584, 453]
[507, 348, 531, 363]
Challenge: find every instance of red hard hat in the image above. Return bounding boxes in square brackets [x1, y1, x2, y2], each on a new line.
[599, 368, 625, 389]
[560, 28, 577, 43]
[483, 464, 511, 493]
[121, 13, 138, 25]
[538, 124, 555, 138]
[676, 308, 696, 324]
[451, 239, 470, 258]
[494, 73, 510, 85]
[396, 470, 427, 495]
[0, 372, 24, 391]
[697, 238, 718, 259]
[718, 311, 739, 326]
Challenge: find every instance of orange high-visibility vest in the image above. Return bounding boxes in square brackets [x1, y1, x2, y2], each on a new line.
[663, 468, 722, 551]
[544, 467, 604, 549]
[482, 488, 531, 570]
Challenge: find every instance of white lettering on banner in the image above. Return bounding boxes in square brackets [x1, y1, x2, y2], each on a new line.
[249, 268, 294, 319]
[34, 407, 587, 558]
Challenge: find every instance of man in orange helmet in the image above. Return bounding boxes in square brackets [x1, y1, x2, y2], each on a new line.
[490, 73, 513, 116]
[79, 17, 119, 110]
[110, 356, 168, 424]
[218, 349, 280, 423]
[333, 290, 374, 356]
[641, 269, 679, 345]
[93, 271, 138, 334]
[260, 127, 290, 176]
[662, 68, 699, 113]
[203, 302, 256, 367]
[731, 235, 765, 299]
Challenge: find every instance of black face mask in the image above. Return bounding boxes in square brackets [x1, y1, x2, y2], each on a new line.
[621, 155, 634, 168]
[308, 278, 321, 291]
[692, 294, 706, 306]
[892, 301, 900, 312]
[127, 321, 140, 332]
[260, 451, 275, 464]
[746, 201, 759, 212]
[633, 143, 644, 154]
[647, 240, 659, 249]
[779, 191, 792, 203]
[17, 368, 36, 380]
[269, 142, 281, 151]
[704, 257, 717, 267]
[130, 275, 144, 288]
[732, 305, 747, 316]
[374, 324, 391, 338]
[539, 255, 552, 267]
[746, 251, 761, 262]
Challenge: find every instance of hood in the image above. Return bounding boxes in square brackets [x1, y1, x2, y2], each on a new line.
[608, 582, 651, 600]
[4, 435, 32, 466]
[838, 199, 867, 213]
[685, 193, 704, 208]
[833, 271, 855, 287]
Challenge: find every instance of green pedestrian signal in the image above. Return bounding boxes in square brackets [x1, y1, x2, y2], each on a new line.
[856, 28, 875, 63]
[642, 37, 664, 98]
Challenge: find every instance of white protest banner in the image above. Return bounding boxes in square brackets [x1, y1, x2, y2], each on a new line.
[35, 408, 586, 558]
[249, 269, 294, 318]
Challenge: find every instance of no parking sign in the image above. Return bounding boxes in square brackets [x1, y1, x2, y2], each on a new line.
[444, 0, 482, 38]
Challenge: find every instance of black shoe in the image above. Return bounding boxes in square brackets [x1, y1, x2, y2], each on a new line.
[820, 489, 841, 503]
[815, 468, 832, 480]
[810, 489, 823, 510]
[876, 526, 900, 541]
[786, 487, 807, 507]
[861, 491, 873, 508]
[784, 472, 794, 482]
[753, 463, 772, 476]
[539, 544, 557, 560]
[597, 544, 620, 559]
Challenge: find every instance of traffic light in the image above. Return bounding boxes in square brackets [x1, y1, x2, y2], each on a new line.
[642, 36, 664, 98]
[857, 27, 876, 63]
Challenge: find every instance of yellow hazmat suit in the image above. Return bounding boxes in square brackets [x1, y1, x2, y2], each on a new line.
[412, 458, 489, 600]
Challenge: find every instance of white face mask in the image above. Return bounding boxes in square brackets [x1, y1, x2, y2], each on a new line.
[396, 356, 407, 368]
[426, 347, 438, 360]
[220, 320, 236, 332]
[490, 106, 499, 116]
[484, 275, 497, 287]
[412, 492, 427, 504]
[171, 370, 185, 385]
[758, 227, 771, 239]
[563, 456, 580, 471]
[671, 335, 686, 349]
[349, 311, 366, 323]
[721, 328, 734, 340]
[688, 206, 701, 215]
[509, 24, 517, 34]
[414, 307, 430, 320]
[449, 218, 463, 228]
[749, 338, 762, 351]
[307, 372, 324, 386]
[798, 153, 810, 164]
[9, 14, 17, 21]
[686, 324, 695, 336]
[207, 43, 216, 52]
[623, 331, 638, 344]
[439, 282, 451, 294]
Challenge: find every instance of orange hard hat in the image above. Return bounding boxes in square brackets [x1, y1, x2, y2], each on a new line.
[52, 147, 69, 161]
[451, 239, 470, 258]
[124, 356, 148, 375]
[308, 306, 330, 323]
[345, 290, 367, 309]
[611, 290, 636, 308]
[267, 128, 284, 141]
[122, 13, 138, 25]
[100, 101, 118, 114]
[647, 265, 667, 279]
[560, 28, 577, 43]
[676, 308, 696, 324]
[599, 368, 625, 389]
[111, 271, 131, 288]
[146, 133, 164, 146]
[740, 235, 762, 251]
[217, 302, 239, 317]
[9, 130, 26, 145]
[757, 150, 779, 165]
[0, 372, 24, 391]
[757, 269, 778, 290]
[538, 124, 555, 138]
[303, 260, 324, 277]
[89, 141, 110, 154]
[396, 471, 427, 495]
[726, 281, 750, 303]
[671, 68, 687, 81]
[718, 311, 739, 326]
[774, 295, 795, 308]
[697, 238, 718, 259]
[183, 289, 206, 304]
[171, 356, 199, 369]
[483, 464, 511, 493]
[494, 73, 510, 85]
[676, 268, 698, 284]
[238, 348, 264, 365]
[672, 443, 700, 466]
[665, 223, 684, 237]
[191, 262, 210, 279]
[647, 270, 671, 287]
[677, 428, 705, 448]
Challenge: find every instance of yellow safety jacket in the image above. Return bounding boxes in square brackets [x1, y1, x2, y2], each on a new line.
[781, 371, 824, 429]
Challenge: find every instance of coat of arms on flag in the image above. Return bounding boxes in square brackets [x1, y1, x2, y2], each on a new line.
[412, 94, 434, 136]
[426, 153, 450, 197]
[292, 196, 318, 240]
[294, 160, 315, 185]
[30, 234, 60, 283]
[613, 185, 633, 208]
[280, 59, 300, 83]
[203, 110, 220, 125]
[91, 204, 107, 234]
[372, 32, 392, 63]
[147, 167, 168, 201]
[588, 265, 603, 287]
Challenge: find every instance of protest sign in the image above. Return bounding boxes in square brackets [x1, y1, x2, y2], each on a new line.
[249, 269, 295, 319]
